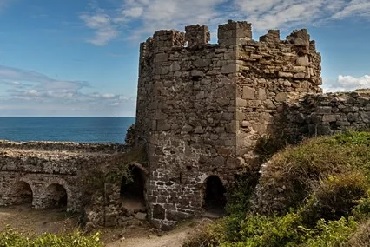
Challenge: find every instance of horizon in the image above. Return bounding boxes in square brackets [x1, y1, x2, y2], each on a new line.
[1, 0, 370, 117]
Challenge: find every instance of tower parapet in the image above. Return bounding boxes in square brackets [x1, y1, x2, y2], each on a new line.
[185, 25, 210, 47]
[218, 20, 253, 46]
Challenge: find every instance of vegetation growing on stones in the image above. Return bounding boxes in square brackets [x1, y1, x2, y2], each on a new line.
[184, 131, 370, 247]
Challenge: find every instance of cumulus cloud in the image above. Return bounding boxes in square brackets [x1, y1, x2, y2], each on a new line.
[234, 0, 329, 30]
[80, 0, 370, 45]
[80, 11, 118, 45]
[0, 65, 136, 116]
[323, 75, 370, 92]
[332, 0, 370, 19]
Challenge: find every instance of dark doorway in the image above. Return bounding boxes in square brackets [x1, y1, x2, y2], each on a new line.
[120, 166, 146, 212]
[46, 183, 68, 209]
[15, 182, 33, 206]
[203, 176, 227, 215]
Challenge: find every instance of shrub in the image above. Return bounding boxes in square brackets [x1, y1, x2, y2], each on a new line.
[352, 190, 370, 219]
[255, 131, 370, 215]
[226, 174, 259, 216]
[300, 172, 369, 224]
[183, 220, 224, 247]
[236, 212, 308, 247]
[0, 228, 102, 247]
[303, 217, 357, 247]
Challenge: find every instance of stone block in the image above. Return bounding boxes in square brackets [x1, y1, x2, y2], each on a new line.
[221, 64, 236, 74]
[275, 92, 287, 102]
[322, 114, 337, 123]
[278, 71, 294, 78]
[242, 86, 255, 99]
[236, 97, 247, 107]
[166, 209, 189, 221]
[293, 66, 306, 72]
[265, 99, 276, 109]
[154, 53, 168, 63]
[258, 88, 267, 100]
[294, 72, 306, 79]
[296, 56, 309, 66]
[169, 62, 181, 72]
[191, 70, 204, 78]
[241, 121, 249, 128]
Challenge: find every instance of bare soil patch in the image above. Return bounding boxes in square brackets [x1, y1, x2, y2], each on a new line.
[0, 204, 78, 235]
[0, 206, 209, 247]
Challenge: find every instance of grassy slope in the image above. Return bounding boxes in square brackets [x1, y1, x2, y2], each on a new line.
[184, 131, 370, 247]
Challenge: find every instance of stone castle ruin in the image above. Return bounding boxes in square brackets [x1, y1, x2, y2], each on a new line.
[1, 20, 370, 230]
[134, 20, 370, 228]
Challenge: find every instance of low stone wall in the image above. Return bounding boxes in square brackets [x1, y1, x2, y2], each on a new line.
[0, 141, 127, 212]
[283, 91, 370, 141]
[0, 140, 127, 153]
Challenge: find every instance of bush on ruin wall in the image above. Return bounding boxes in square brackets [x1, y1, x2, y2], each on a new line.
[255, 131, 370, 215]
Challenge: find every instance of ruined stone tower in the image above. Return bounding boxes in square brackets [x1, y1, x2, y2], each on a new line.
[135, 20, 322, 229]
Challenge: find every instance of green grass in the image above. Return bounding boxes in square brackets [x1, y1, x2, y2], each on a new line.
[184, 131, 370, 247]
[0, 228, 102, 247]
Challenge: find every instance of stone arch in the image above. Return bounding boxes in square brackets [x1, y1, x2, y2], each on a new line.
[120, 164, 146, 212]
[44, 183, 68, 209]
[203, 175, 227, 215]
[13, 181, 33, 206]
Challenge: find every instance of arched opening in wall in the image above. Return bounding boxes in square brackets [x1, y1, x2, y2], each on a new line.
[14, 181, 33, 206]
[203, 176, 227, 216]
[45, 183, 68, 210]
[120, 165, 146, 212]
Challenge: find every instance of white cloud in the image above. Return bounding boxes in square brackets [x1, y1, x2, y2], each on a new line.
[80, 0, 370, 45]
[0, 65, 136, 116]
[332, 0, 370, 19]
[323, 75, 370, 92]
[121, 6, 143, 18]
[80, 11, 118, 45]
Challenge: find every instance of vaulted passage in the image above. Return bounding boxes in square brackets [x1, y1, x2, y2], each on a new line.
[14, 181, 33, 206]
[203, 176, 227, 215]
[45, 183, 68, 209]
[120, 166, 146, 212]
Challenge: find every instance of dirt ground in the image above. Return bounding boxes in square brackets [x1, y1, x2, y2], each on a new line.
[0, 205, 209, 247]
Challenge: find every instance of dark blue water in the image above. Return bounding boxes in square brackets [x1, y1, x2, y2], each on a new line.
[0, 117, 135, 143]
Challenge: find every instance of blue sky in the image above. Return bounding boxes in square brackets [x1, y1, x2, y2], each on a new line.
[0, 0, 369, 116]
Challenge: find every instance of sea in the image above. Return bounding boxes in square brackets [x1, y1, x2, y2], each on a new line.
[0, 117, 135, 144]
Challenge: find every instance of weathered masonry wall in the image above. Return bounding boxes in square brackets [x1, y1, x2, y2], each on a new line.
[136, 25, 238, 229]
[234, 24, 322, 164]
[0, 141, 126, 212]
[283, 91, 370, 139]
[134, 20, 322, 229]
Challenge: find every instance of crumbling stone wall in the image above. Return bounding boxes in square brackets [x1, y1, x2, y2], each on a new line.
[134, 20, 322, 229]
[283, 91, 370, 140]
[0, 141, 126, 212]
[234, 23, 322, 165]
